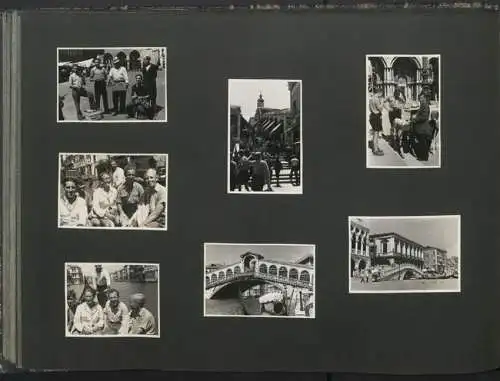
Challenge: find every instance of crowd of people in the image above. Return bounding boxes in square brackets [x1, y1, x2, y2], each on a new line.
[229, 150, 300, 192]
[66, 265, 157, 336]
[369, 85, 439, 162]
[60, 54, 159, 121]
[59, 160, 167, 229]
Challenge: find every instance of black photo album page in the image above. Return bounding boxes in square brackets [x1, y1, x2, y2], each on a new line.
[1, 7, 499, 375]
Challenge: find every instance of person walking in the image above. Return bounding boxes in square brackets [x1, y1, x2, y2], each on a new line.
[273, 156, 282, 187]
[369, 87, 384, 156]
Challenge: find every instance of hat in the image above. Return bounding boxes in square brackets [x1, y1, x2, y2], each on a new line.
[113, 57, 120, 64]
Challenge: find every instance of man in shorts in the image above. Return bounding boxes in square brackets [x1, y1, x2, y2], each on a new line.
[369, 87, 384, 156]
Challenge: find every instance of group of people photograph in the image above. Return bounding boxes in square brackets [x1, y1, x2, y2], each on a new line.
[66, 263, 159, 337]
[58, 154, 168, 230]
[228, 79, 303, 194]
[366, 55, 441, 168]
[58, 47, 167, 122]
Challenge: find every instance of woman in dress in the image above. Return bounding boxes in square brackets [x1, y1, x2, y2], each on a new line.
[72, 288, 105, 335]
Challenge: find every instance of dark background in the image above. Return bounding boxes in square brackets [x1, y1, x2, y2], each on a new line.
[18, 8, 500, 375]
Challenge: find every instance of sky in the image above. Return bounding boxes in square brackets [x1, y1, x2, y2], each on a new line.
[229, 79, 294, 121]
[205, 244, 315, 267]
[353, 216, 460, 258]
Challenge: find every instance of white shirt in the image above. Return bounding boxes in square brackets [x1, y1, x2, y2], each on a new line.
[92, 186, 118, 218]
[59, 195, 88, 226]
[108, 66, 129, 84]
[91, 269, 111, 289]
[73, 303, 105, 334]
[112, 167, 125, 189]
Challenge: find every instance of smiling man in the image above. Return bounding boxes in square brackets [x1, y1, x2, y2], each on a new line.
[129, 168, 166, 229]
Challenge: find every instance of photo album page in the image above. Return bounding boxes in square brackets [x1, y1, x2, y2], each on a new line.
[3, 7, 499, 374]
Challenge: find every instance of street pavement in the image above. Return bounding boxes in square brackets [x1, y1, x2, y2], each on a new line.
[367, 137, 440, 168]
[231, 182, 301, 194]
[58, 70, 166, 122]
[351, 277, 459, 292]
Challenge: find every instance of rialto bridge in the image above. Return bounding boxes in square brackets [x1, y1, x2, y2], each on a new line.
[205, 251, 314, 300]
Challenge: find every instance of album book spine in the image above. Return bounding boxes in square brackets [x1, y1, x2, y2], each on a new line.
[1, 10, 22, 371]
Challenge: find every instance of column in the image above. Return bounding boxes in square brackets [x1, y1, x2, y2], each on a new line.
[387, 66, 394, 96]
[365, 234, 371, 258]
[236, 110, 241, 144]
[416, 69, 422, 99]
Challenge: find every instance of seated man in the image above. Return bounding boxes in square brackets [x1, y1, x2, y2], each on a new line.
[129, 168, 166, 229]
[127, 293, 157, 335]
[59, 178, 88, 227]
[126, 74, 153, 120]
[89, 172, 119, 227]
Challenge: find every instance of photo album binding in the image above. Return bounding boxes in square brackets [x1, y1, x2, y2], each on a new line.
[0, 6, 499, 375]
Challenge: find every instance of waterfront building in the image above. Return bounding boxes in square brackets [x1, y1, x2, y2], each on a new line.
[370, 232, 425, 270]
[424, 246, 447, 273]
[350, 220, 372, 275]
[66, 265, 84, 285]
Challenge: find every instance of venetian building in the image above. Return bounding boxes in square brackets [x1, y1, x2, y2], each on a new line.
[350, 220, 372, 275]
[370, 232, 425, 270]
[367, 55, 439, 103]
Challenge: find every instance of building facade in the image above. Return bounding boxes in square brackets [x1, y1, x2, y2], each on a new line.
[66, 265, 84, 285]
[423, 246, 447, 273]
[370, 232, 425, 270]
[350, 220, 372, 275]
[367, 55, 439, 103]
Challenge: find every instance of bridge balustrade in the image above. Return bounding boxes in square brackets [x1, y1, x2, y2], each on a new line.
[205, 268, 313, 290]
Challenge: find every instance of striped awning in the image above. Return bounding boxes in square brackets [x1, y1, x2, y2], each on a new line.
[264, 120, 276, 131]
[270, 122, 283, 135]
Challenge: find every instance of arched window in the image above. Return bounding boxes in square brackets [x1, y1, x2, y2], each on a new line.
[300, 270, 310, 283]
[218, 272, 225, 281]
[234, 266, 241, 274]
[269, 265, 277, 276]
[279, 267, 288, 278]
[211, 274, 217, 283]
[205, 276, 210, 285]
[226, 269, 233, 278]
[289, 268, 298, 280]
[259, 264, 268, 274]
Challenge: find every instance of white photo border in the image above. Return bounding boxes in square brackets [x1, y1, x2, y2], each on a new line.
[64, 262, 161, 338]
[365, 54, 442, 169]
[203, 242, 316, 319]
[226, 78, 304, 195]
[348, 215, 461, 294]
[58, 152, 168, 231]
[56, 47, 168, 124]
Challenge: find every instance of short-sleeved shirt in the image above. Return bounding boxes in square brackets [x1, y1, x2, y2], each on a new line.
[117, 182, 144, 218]
[59, 195, 88, 226]
[127, 308, 156, 335]
[69, 72, 84, 89]
[141, 183, 166, 225]
[369, 95, 382, 114]
[90, 66, 107, 82]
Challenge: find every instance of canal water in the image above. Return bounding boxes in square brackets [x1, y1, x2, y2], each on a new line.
[69, 281, 159, 321]
[205, 296, 302, 316]
[351, 278, 459, 292]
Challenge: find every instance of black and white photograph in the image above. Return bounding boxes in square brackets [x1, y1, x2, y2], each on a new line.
[366, 55, 441, 168]
[349, 216, 460, 294]
[57, 47, 167, 122]
[228, 79, 302, 194]
[58, 153, 168, 230]
[66, 263, 159, 337]
[204, 243, 315, 318]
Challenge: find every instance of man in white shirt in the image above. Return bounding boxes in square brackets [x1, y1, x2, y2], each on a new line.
[90, 264, 112, 308]
[107, 57, 129, 116]
[59, 178, 88, 227]
[111, 160, 125, 189]
[89, 172, 119, 227]
[129, 168, 166, 229]
[68, 64, 96, 120]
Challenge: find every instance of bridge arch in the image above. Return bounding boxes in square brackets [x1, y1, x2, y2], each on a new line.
[218, 271, 225, 281]
[279, 266, 288, 278]
[205, 276, 210, 285]
[209, 277, 286, 300]
[300, 270, 310, 284]
[289, 268, 298, 280]
[234, 266, 241, 274]
[269, 265, 277, 276]
[226, 268, 233, 278]
[259, 264, 268, 274]
[211, 274, 217, 283]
